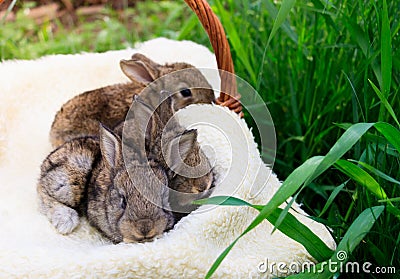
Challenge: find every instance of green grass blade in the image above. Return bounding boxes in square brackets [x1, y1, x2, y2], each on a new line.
[334, 122, 352, 130]
[367, 241, 389, 266]
[349, 159, 400, 186]
[306, 123, 375, 184]
[334, 206, 385, 260]
[205, 239, 239, 279]
[195, 196, 333, 263]
[344, 17, 382, 86]
[268, 207, 334, 262]
[379, 197, 400, 202]
[310, 0, 339, 32]
[255, 156, 324, 221]
[270, 195, 296, 234]
[287, 206, 385, 278]
[264, 0, 299, 44]
[374, 122, 400, 152]
[267, 0, 296, 47]
[344, 18, 369, 57]
[335, 159, 400, 218]
[369, 80, 400, 127]
[381, 0, 392, 98]
[177, 13, 199, 40]
[335, 159, 388, 200]
[318, 183, 346, 217]
[193, 196, 252, 207]
[394, 232, 400, 265]
[385, 204, 400, 218]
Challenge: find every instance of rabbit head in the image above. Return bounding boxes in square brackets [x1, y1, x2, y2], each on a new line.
[87, 124, 175, 244]
[163, 128, 215, 212]
[120, 53, 215, 110]
[141, 92, 216, 212]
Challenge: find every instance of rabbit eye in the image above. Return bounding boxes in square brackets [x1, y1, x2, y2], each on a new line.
[180, 88, 192, 98]
[120, 195, 127, 210]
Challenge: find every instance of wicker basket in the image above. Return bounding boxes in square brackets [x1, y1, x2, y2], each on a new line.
[184, 0, 243, 115]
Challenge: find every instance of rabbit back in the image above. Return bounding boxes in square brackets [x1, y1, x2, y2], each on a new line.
[50, 82, 142, 147]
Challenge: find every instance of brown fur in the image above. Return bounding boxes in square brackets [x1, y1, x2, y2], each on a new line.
[87, 126, 174, 243]
[50, 53, 215, 147]
[37, 137, 100, 234]
[38, 125, 176, 243]
[37, 120, 204, 243]
[131, 93, 215, 219]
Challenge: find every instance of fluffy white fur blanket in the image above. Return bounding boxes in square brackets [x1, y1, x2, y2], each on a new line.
[0, 38, 335, 278]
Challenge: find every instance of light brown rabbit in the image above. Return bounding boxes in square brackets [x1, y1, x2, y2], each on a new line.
[37, 122, 199, 243]
[49, 53, 215, 147]
[122, 93, 215, 220]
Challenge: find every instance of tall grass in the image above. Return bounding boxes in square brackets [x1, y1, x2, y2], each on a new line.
[1, 0, 399, 278]
[193, 0, 400, 277]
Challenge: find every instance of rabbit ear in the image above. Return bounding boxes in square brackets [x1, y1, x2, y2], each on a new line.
[163, 129, 197, 171]
[120, 55, 160, 84]
[99, 123, 122, 169]
[131, 53, 160, 67]
[129, 96, 163, 155]
[155, 90, 175, 126]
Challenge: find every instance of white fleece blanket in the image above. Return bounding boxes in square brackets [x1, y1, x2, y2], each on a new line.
[0, 38, 335, 278]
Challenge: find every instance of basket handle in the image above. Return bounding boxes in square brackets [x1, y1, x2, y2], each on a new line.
[184, 0, 242, 115]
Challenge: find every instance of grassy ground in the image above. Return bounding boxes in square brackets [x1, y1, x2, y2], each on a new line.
[1, 0, 399, 278]
[0, 1, 202, 58]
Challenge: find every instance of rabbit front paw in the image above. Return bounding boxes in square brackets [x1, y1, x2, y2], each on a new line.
[51, 206, 79, 234]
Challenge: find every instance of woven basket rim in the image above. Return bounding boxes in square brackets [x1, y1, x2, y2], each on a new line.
[184, 0, 242, 115]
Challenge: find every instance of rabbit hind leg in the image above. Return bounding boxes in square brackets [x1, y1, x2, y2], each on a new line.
[37, 184, 80, 235]
[36, 153, 93, 234]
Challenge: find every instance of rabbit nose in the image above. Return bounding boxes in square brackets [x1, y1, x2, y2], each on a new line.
[136, 219, 155, 238]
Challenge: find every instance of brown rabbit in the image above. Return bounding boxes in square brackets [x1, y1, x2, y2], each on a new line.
[121, 93, 215, 220]
[86, 124, 176, 243]
[37, 121, 199, 243]
[49, 53, 215, 147]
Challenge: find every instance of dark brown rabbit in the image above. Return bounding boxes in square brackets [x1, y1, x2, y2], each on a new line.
[49, 53, 215, 147]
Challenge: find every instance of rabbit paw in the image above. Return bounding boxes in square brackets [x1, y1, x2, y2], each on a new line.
[51, 207, 79, 235]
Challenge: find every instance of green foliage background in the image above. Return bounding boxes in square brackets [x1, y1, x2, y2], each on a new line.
[1, 1, 399, 277]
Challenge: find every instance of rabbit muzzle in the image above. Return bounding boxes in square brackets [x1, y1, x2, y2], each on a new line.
[119, 217, 170, 243]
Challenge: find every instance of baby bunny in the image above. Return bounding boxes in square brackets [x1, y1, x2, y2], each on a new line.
[156, 93, 215, 218]
[49, 53, 215, 147]
[38, 119, 201, 243]
[122, 92, 215, 219]
[86, 124, 175, 243]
